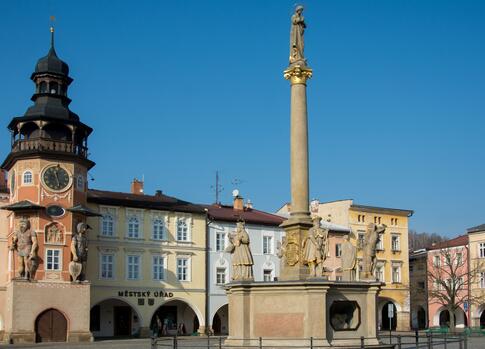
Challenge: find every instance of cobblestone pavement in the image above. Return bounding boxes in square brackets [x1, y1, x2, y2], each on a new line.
[0, 336, 483, 349]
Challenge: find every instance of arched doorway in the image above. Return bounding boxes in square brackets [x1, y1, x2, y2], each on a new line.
[212, 305, 229, 335]
[439, 310, 452, 327]
[151, 300, 202, 336]
[480, 309, 485, 328]
[381, 302, 397, 330]
[90, 299, 141, 338]
[417, 307, 426, 329]
[35, 309, 67, 342]
[438, 308, 467, 328]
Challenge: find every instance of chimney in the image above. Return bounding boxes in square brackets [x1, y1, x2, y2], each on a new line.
[232, 189, 244, 211]
[155, 190, 163, 197]
[131, 178, 144, 195]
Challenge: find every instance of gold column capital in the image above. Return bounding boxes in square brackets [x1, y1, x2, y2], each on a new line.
[284, 65, 313, 85]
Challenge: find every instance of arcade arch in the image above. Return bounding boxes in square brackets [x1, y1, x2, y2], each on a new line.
[90, 298, 141, 338]
[212, 304, 229, 335]
[433, 306, 467, 328]
[150, 299, 202, 336]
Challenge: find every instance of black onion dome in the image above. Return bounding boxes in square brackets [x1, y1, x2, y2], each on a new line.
[34, 46, 69, 76]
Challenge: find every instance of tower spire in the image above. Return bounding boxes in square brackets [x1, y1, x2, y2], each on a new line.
[49, 16, 55, 49]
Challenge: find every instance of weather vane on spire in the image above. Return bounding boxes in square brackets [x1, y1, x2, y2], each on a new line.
[49, 16, 55, 48]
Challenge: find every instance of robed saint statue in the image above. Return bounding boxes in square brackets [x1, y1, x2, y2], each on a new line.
[289, 5, 307, 65]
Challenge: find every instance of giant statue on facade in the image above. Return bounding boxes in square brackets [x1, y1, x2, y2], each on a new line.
[10, 217, 38, 280]
[341, 234, 357, 281]
[70, 222, 89, 282]
[361, 223, 386, 279]
[289, 5, 307, 65]
[302, 216, 329, 277]
[226, 220, 254, 281]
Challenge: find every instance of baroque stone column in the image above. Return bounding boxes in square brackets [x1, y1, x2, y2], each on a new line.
[279, 64, 313, 281]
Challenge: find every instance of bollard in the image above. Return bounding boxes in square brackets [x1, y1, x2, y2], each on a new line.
[207, 333, 210, 349]
[219, 336, 222, 349]
[427, 332, 431, 349]
[360, 336, 364, 349]
[310, 336, 313, 349]
[415, 330, 419, 348]
[397, 335, 401, 349]
[259, 336, 263, 349]
[173, 336, 177, 349]
[464, 333, 468, 349]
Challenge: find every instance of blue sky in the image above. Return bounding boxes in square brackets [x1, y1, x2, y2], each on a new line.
[0, 1, 484, 236]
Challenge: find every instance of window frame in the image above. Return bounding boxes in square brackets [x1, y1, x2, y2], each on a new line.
[263, 269, 273, 282]
[22, 170, 33, 185]
[479, 243, 485, 259]
[45, 248, 62, 271]
[126, 254, 141, 280]
[100, 253, 115, 280]
[263, 235, 273, 255]
[127, 216, 140, 239]
[152, 218, 166, 241]
[216, 267, 226, 285]
[176, 218, 190, 242]
[215, 231, 226, 252]
[76, 175, 84, 191]
[391, 234, 400, 252]
[176, 256, 191, 282]
[335, 243, 342, 257]
[152, 255, 166, 281]
[391, 264, 401, 284]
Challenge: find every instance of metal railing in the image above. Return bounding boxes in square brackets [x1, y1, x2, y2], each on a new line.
[12, 138, 88, 158]
[150, 331, 469, 349]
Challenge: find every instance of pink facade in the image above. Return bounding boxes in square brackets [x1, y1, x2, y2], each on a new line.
[426, 235, 469, 328]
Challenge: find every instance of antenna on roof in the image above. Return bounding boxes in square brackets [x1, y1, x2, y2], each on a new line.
[210, 170, 224, 204]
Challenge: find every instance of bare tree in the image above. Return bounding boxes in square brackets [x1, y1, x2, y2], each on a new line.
[427, 247, 484, 330]
[409, 230, 445, 251]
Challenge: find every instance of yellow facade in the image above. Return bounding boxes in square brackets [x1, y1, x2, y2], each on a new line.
[277, 199, 413, 330]
[467, 226, 485, 327]
[86, 200, 207, 337]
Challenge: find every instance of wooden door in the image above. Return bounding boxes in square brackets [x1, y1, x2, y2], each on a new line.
[35, 309, 67, 342]
[114, 306, 132, 336]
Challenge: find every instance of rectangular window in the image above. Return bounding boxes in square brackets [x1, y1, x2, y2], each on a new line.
[263, 269, 273, 282]
[216, 267, 226, 285]
[480, 243, 485, 258]
[152, 255, 165, 280]
[456, 252, 463, 266]
[376, 233, 384, 250]
[100, 254, 114, 279]
[358, 232, 365, 249]
[46, 249, 61, 270]
[481, 272, 485, 289]
[216, 232, 226, 252]
[434, 255, 441, 267]
[152, 219, 166, 240]
[392, 265, 401, 283]
[102, 215, 114, 236]
[263, 236, 273, 254]
[177, 257, 189, 281]
[126, 255, 140, 280]
[375, 265, 384, 282]
[391, 235, 400, 251]
[335, 243, 342, 257]
[177, 219, 189, 241]
[127, 217, 140, 238]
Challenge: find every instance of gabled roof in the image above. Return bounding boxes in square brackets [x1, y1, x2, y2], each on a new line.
[87, 189, 206, 214]
[467, 224, 485, 234]
[204, 204, 284, 227]
[428, 235, 468, 250]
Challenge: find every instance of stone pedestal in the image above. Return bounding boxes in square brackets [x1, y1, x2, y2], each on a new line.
[3, 280, 92, 344]
[279, 218, 312, 280]
[225, 280, 382, 348]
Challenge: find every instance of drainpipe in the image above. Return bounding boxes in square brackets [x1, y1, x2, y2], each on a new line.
[466, 242, 471, 328]
[205, 213, 212, 335]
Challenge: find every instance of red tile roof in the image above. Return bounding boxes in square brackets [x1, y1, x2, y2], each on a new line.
[87, 189, 206, 214]
[204, 204, 284, 227]
[428, 234, 468, 250]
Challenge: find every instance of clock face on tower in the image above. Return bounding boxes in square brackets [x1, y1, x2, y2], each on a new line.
[42, 165, 71, 192]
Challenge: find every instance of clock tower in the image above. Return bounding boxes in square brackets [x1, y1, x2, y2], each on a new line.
[0, 28, 95, 343]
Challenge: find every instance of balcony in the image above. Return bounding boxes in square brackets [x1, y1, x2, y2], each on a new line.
[12, 138, 88, 158]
